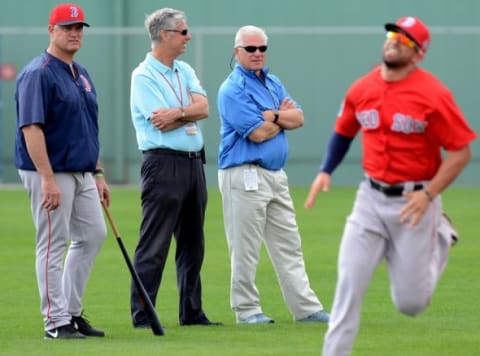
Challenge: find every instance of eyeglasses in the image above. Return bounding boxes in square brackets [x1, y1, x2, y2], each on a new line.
[166, 29, 189, 36]
[386, 31, 417, 49]
[238, 45, 268, 53]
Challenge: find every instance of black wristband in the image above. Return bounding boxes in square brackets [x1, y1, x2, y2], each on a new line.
[93, 167, 104, 176]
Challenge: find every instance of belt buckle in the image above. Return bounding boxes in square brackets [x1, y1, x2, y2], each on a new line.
[403, 182, 414, 192]
[188, 151, 197, 158]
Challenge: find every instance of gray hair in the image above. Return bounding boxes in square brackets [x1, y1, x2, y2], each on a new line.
[234, 25, 268, 47]
[145, 8, 186, 43]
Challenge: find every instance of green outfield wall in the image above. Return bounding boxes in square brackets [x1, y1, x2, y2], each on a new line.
[1, 0, 478, 186]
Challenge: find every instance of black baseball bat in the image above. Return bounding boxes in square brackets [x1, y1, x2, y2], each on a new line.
[101, 202, 165, 336]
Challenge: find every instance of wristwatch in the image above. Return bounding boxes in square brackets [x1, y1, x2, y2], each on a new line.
[273, 110, 279, 123]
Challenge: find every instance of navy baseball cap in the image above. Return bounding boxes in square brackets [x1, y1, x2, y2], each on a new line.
[49, 3, 90, 27]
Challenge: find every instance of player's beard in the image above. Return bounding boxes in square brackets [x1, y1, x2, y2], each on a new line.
[382, 55, 411, 69]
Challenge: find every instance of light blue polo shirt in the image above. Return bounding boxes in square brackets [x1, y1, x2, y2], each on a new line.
[130, 53, 206, 151]
[217, 64, 300, 170]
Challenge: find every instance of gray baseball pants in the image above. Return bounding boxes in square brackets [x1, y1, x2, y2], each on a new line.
[19, 170, 106, 331]
[323, 179, 451, 356]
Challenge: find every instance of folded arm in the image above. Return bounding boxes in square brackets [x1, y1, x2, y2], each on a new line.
[151, 93, 209, 131]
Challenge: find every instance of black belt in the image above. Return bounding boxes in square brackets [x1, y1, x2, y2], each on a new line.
[368, 178, 423, 197]
[143, 148, 202, 159]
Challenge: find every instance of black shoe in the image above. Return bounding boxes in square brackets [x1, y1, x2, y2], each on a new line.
[132, 314, 151, 329]
[45, 324, 86, 339]
[180, 315, 223, 326]
[133, 322, 151, 329]
[72, 313, 105, 337]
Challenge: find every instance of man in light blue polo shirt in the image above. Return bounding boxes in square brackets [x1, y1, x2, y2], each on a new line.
[129, 7, 221, 327]
[217, 25, 330, 325]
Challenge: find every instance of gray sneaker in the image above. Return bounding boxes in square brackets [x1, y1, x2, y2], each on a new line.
[44, 324, 86, 339]
[298, 310, 330, 323]
[237, 313, 274, 324]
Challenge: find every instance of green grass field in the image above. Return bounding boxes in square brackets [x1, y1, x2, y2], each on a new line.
[0, 186, 479, 355]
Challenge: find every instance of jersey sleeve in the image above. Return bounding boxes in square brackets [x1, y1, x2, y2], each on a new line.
[428, 88, 477, 150]
[334, 94, 361, 138]
[16, 68, 50, 128]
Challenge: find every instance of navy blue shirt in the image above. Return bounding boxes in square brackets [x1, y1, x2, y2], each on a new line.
[217, 65, 300, 170]
[15, 51, 99, 172]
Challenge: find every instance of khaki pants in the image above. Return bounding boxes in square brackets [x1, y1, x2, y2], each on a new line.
[218, 165, 324, 321]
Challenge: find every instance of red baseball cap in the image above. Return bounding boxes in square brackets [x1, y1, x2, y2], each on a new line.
[385, 16, 430, 53]
[49, 3, 90, 27]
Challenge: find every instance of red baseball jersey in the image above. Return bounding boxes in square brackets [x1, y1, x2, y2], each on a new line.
[335, 66, 477, 184]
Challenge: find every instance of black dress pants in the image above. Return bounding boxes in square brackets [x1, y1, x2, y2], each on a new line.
[131, 149, 208, 325]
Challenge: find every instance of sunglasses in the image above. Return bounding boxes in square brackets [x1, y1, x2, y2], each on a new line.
[238, 45, 268, 53]
[386, 31, 417, 49]
[166, 29, 189, 36]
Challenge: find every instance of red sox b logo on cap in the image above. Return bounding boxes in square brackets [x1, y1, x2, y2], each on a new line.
[399, 17, 416, 28]
[70, 6, 79, 19]
[49, 3, 90, 27]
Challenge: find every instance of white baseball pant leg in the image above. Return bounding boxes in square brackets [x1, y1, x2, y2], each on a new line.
[19, 170, 106, 330]
[323, 180, 450, 356]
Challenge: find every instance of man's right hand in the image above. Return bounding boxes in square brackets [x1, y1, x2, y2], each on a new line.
[41, 176, 61, 211]
[304, 172, 331, 209]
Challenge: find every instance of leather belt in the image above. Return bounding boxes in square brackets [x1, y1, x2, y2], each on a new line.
[143, 148, 202, 159]
[368, 178, 423, 197]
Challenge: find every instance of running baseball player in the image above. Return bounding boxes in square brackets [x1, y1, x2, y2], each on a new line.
[304, 16, 477, 355]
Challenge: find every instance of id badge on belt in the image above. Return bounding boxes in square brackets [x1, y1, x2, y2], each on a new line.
[243, 167, 258, 191]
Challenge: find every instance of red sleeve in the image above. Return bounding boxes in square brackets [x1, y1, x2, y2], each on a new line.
[428, 88, 477, 150]
[334, 95, 361, 138]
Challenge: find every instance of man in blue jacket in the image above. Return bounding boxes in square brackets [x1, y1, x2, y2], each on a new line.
[217, 25, 330, 325]
[15, 3, 109, 339]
